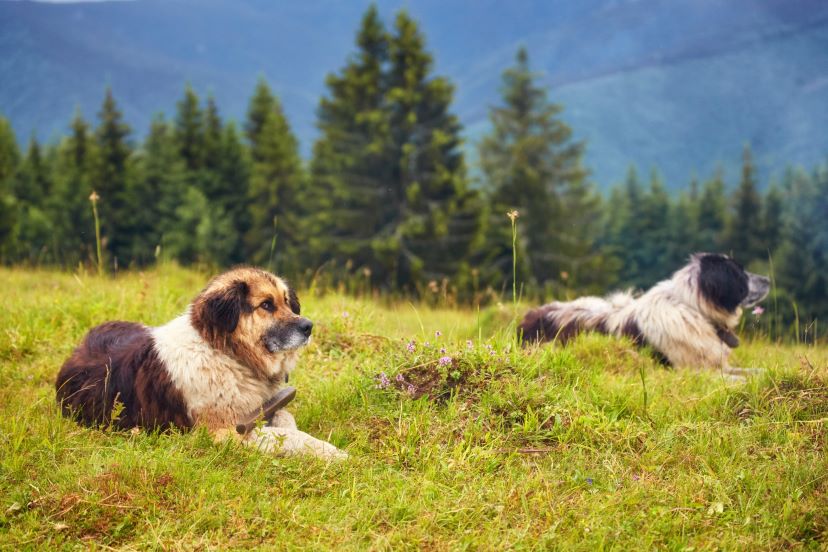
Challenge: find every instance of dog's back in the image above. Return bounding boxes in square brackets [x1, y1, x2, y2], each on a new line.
[519, 294, 631, 344]
[56, 321, 190, 430]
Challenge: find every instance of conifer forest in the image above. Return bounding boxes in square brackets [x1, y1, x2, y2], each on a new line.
[1, 7, 825, 338]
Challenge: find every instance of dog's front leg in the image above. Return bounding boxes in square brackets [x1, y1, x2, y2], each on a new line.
[722, 366, 765, 382]
[268, 408, 297, 430]
[247, 426, 348, 460]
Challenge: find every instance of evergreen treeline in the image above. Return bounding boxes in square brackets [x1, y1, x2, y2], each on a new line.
[0, 7, 825, 337]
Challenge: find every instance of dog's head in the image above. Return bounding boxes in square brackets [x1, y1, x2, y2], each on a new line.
[686, 253, 770, 323]
[190, 267, 312, 378]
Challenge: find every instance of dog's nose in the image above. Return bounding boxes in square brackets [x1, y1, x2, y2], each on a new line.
[298, 318, 313, 337]
[748, 271, 770, 285]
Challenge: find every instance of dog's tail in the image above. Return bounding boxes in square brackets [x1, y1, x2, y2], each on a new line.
[518, 296, 619, 345]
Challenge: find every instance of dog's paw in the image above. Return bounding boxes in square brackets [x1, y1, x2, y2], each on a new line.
[722, 366, 765, 382]
[248, 427, 347, 460]
[268, 409, 298, 430]
[289, 431, 348, 460]
[723, 373, 747, 384]
[317, 443, 349, 460]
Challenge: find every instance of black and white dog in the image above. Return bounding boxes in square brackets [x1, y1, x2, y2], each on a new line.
[519, 254, 770, 372]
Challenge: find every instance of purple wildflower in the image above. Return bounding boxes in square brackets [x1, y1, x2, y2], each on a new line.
[440, 347, 446, 354]
[435, 330, 442, 338]
[752, 306, 765, 316]
[586, 478, 593, 486]
[407, 384, 417, 396]
[406, 340, 416, 352]
[424, 341, 431, 348]
[342, 311, 350, 318]
[396, 373, 406, 383]
[376, 372, 390, 390]
[438, 356, 452, 366]
[466, 340, 473, 349]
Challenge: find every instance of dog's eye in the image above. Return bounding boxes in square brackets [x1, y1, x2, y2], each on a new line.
[260, 300, 275, 313]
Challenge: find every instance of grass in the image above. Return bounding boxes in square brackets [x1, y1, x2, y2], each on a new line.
[1, 265, 827, 550]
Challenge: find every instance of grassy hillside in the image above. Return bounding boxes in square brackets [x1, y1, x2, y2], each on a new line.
[1, 266, 826, 549]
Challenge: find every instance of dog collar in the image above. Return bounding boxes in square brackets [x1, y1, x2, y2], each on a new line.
[236, 386, 297, 435]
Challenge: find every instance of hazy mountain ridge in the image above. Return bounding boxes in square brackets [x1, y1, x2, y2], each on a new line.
[2, 0, 827, 188]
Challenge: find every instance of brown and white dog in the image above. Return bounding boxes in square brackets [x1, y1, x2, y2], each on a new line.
[55, 267, 346, 459]
[519, 253, 770, 372]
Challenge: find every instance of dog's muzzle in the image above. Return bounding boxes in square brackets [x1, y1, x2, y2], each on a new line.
[742, 272, 771, 308]
[264, 317, 313, 352]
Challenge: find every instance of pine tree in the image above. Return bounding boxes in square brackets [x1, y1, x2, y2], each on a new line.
[50, 110, 97, 265]
[638, 171, 671, 283]
[201, 95, 248, 266]
[203, 95, 223, 175]
[611, 167, 645, 286]
[383, 10, 482, 290]
[613, 169, 672, 287]
[667, 191, 698, 273]
[558, 178, 610, 291]
[165, 186, 236, 267]
[597, 184, 629, 288]
[174, 84, 205, 172]
[760, 184, 783, 258]
[683, 176, 702, 250]
[688, 176, 700, 202]
[308, 5, 393, 279]
[696, 170, 728, 253]
[775, 165, 828, 338]
[479, 47, 600, 292]
[246, 78, 278, 160]
[93, 88, 133, 266]
[214, 122, 250, 265]
[132, 115, 187, 264]
[308, 8, 481, 291]
[172, 94, 247, 266]
[14, 137, 50, 205]
[0, 115, 19, 260]
[13, 137, 55, 262]
[478, 48, 554, 289]
[244, 80, 304, 274]
[0, 116, 18, 186]
[725, 145, 764, 263]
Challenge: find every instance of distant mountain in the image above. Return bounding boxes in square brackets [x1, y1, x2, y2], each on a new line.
[2, 0, 827, 189]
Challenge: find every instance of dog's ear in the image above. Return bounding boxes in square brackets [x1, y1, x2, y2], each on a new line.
[698, 254, 749, 312]
[192, 280, 250, 337]
[287, 287, 301, 315]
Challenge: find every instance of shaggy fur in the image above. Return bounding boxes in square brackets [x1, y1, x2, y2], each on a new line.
[56, 266, 345, 459]
[519, 253, 771, 371]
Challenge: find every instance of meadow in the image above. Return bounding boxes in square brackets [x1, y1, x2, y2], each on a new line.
[0, 266, 826, 550]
